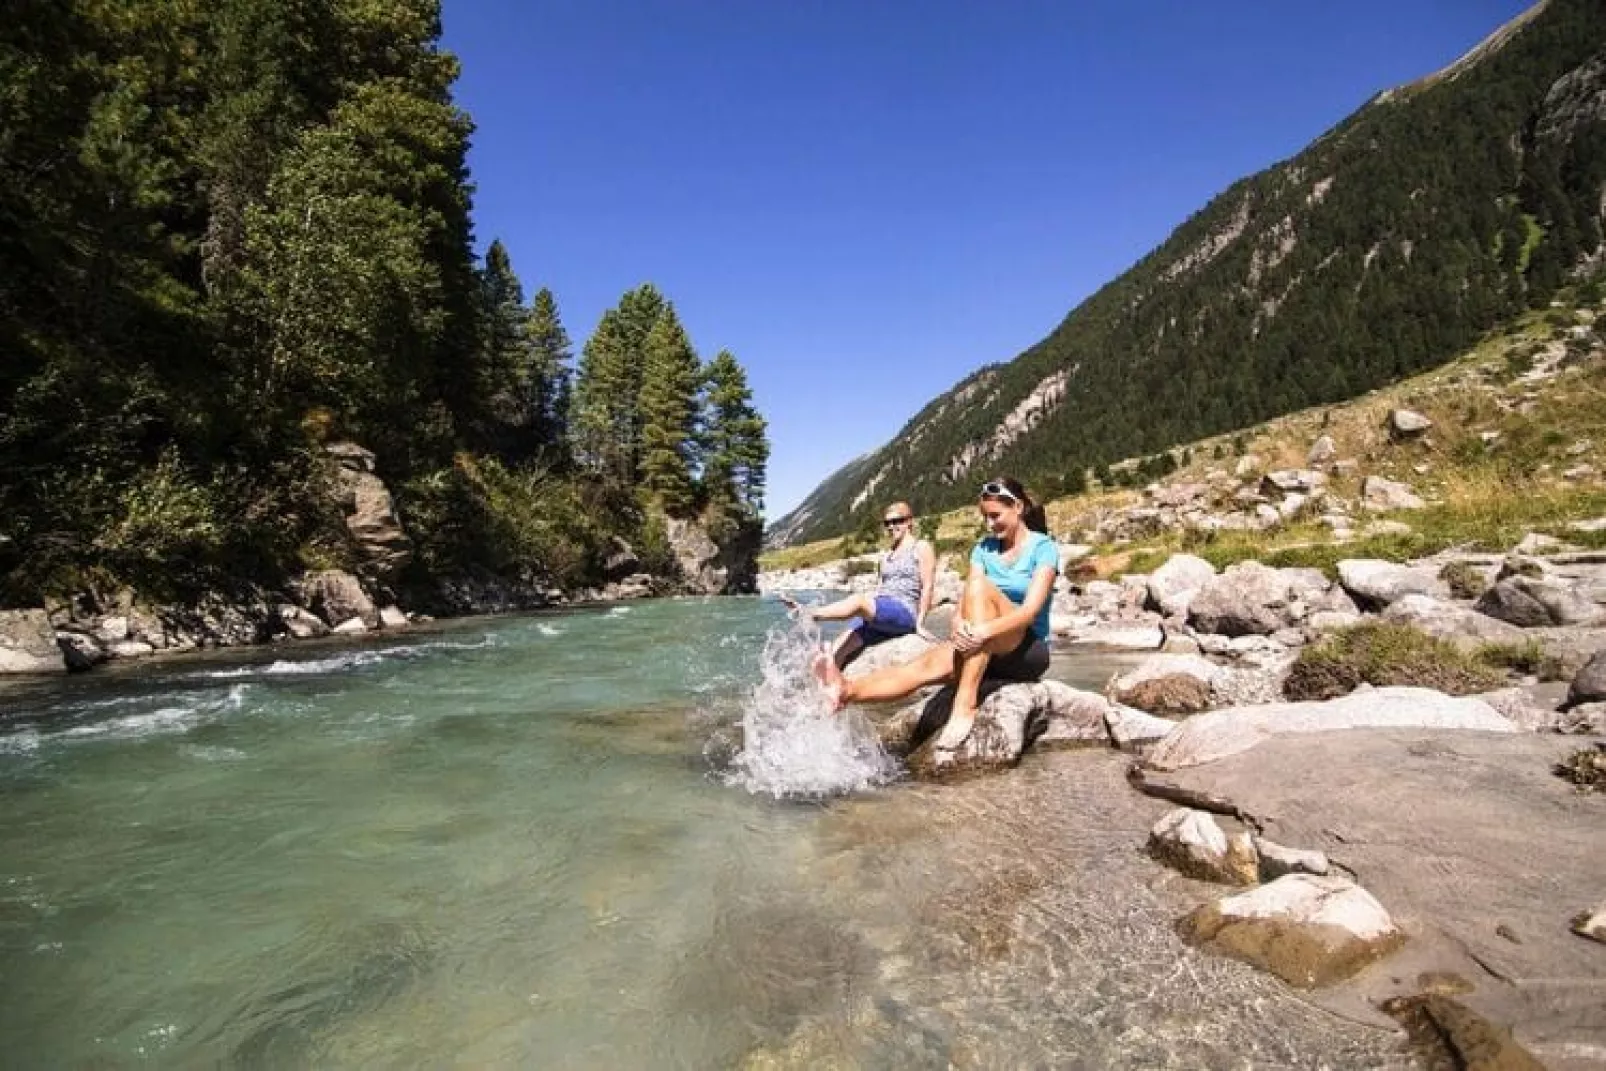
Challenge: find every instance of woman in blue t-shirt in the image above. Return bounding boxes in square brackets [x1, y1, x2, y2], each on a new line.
[815, 476, 1059, 751]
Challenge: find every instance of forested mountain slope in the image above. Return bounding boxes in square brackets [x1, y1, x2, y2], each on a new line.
[772, 0, 1606, 546]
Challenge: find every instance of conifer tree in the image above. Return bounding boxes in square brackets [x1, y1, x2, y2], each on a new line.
[701, 350, 769, 514]
[569, 308, 632, 480]
[637, 306, 701, 511]
[477, 238, 528, 446]
[525, 287, 572, 457]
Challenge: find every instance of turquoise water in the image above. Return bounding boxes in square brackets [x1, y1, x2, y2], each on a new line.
[0, 597, 1402, 1068]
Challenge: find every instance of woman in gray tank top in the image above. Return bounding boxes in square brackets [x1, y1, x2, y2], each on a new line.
[780, 500, 936, 669]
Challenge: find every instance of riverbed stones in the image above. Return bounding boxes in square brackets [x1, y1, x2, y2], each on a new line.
[1147, 808, 1259, 885]
[1145, 687, 1516, 771]
[0, 609, 67, 674]
[1147, 553, 1217, 618]
[276, 604, 331, 640]
[1178, 874, 1404, 988]
[1103, 703, 1178, 749]
[1337, 559, 1448, 609]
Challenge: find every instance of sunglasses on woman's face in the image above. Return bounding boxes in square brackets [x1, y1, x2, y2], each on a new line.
[882, 516, 911, 529]
[979, 481, 1020, 505]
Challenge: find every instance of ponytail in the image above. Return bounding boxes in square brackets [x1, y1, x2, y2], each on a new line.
[981, 476, 1049, 533]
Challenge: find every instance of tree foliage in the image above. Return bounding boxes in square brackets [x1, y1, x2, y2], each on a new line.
[0, 0, 768, 603]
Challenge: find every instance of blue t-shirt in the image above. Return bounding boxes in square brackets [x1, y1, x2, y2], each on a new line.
[970, 531, 1060, 640]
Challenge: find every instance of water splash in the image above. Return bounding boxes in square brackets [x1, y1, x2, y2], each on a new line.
[725, 617, 897, 799]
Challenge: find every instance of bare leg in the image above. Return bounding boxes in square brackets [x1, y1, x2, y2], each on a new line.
[807, 592, 877, 624]
[815, 643, 956, 712]
[934, 575, 1028, 749]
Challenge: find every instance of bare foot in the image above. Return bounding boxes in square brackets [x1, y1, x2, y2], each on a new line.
[934, 706, 976, 750]
[812, 650, 846, 712]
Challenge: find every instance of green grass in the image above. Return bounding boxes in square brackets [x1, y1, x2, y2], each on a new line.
[1283, 622, 1506, 701]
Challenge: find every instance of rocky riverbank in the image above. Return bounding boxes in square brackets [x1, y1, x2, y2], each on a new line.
[759, 501, 1606, 1065]
[0, 442, 759, 677]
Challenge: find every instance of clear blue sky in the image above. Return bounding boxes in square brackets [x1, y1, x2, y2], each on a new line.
[441, 0, 1532, 519]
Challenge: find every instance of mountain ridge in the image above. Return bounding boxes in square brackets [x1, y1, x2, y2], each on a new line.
[771, 0, 1606, 546]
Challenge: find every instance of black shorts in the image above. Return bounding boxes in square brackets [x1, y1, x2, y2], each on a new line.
[986, 633, 1050, 682]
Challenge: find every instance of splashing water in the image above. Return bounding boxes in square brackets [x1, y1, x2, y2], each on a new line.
[725, 616, 898, 799]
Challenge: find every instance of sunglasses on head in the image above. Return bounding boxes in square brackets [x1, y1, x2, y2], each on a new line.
[979, 481, 1021, 505]
[882, 515, 911, 528]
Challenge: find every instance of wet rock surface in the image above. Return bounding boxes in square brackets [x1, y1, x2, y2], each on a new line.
[1178, 874, 1404, 988]
[1154, 729, 1606, 1068]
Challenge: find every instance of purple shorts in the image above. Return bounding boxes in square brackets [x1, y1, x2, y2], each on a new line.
[848, 595, 917, 640]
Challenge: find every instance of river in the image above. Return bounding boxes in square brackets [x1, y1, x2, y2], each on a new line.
[0, 596, 1405, 1068]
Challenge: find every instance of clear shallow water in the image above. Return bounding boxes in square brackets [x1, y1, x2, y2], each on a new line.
[0, 597, 1403, 1068]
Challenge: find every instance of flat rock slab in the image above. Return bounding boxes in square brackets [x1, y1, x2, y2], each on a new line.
[1145, 686, 1514, 771]
[1154, 729, 1606, 1068]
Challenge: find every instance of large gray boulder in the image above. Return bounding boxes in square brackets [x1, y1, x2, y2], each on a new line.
[1380, 594, 1526, 646]
[1476, 575, 1603, 629]
[885, 680, 1110, 780]
[1188, 561, 1299, 637]
[1336, 559, 1448, 609]
[1179, 874, 1404, 988]
[296, 569, 379, 629]
[1566, 650, 1606, 709]
[665, 514, 761, 595]
[0, 610, 67, 673]
[1147, 553, 1217, 618]
[1145, 686, 1515, 771]
[326, 442, 414, 583]
[844, 633, 934, 679]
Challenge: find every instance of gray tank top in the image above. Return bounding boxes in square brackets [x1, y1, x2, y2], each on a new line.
[878, 543, 924, 612]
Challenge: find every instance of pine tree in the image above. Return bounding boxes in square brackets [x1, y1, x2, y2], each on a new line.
[569, 308, 632, 480]
[525, 287, 572, 457]
[637, 306, 701, 511]
[477, 238, 528, 448]
[701, 350, 769, 514]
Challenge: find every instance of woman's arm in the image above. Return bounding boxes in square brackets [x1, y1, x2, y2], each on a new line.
[914, 540, 937, 625]
[982, 566, 1057, 639]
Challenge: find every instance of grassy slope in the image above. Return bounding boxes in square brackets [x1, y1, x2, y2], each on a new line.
[761, 292, 1606, 575]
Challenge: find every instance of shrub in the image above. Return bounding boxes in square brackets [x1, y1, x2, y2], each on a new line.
[1439, 560, 1489, 600]
[1283, 622, 1505, 701]
[1553, 743, 1606, 793]
[1474, 640, 1566, 681]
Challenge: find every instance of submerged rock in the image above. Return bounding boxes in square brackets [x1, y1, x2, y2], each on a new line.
[1178, 874, 1404, 988]
[1145, 687, 1515, 771]
[1147, 808, 1258, 885]
[1252, 838, 1330, 881]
